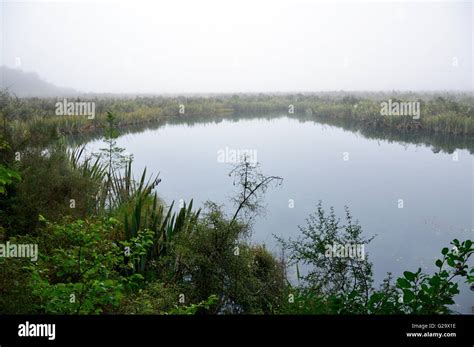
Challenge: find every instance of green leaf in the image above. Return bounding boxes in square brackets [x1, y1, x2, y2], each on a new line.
[369, 293, 383, 303]
[402, 289, 415, 303]
[435, 259, 443, 268]
[429, 276, 441, 286]
[397, 278, 411, 289]
[441, 247, 449, 255]
[404, 271, 416, 281]
[449, 284, 459, 295]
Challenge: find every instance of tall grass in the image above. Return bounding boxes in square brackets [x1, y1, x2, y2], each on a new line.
[3, 92, 474, 137]
[68, 143, 201, 277]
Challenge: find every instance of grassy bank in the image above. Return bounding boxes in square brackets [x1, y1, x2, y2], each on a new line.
[2, 91, 474, 138]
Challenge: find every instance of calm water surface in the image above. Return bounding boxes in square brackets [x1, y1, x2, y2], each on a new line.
[84, 115, 474, 313]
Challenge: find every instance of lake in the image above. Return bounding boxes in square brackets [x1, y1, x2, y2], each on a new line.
[81, 114, 474, 313]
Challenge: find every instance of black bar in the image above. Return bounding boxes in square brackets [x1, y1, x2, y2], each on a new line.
[0, 315, 473, 346]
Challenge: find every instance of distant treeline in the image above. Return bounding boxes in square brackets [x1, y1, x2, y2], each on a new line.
[2, 91, 474, 138]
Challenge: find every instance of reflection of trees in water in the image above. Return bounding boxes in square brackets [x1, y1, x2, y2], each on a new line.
[299, 114, 474, 155]
[67, 112, 474, 154]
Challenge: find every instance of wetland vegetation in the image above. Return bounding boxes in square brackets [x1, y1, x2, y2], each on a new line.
[1, 90, 473, 314]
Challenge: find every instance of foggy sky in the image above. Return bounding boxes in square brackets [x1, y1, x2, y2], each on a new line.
[0, 0, 472, 93]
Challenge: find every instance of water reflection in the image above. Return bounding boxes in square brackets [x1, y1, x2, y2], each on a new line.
[74, 113, 474, 314]
[67, 112, 474, 154]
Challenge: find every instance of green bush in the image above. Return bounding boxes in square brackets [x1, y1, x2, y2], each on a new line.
[171, 202, 286, 314]
[277, 204, 473, 315]
[27, 217, 142, 314]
